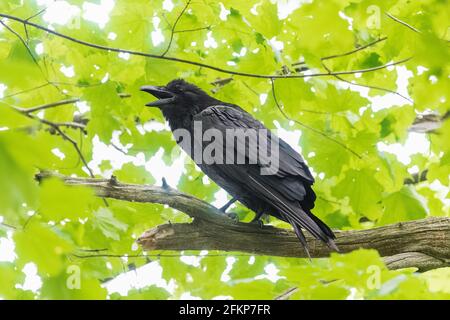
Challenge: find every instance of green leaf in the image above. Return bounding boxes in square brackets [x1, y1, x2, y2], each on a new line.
[40, 271, 107, 300]
[379, 186, 428, 225]
[112, 286, 170, 300]
[0, 262, 27, 299]
[93, 208, 128, 241]
[14, 221, 73, 276]
[39, 178, 97, 221]
[83, 82, 122, 142]
[333, 168, 383, 220]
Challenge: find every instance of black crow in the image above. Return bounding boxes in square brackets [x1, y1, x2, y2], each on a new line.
[141, 79, 337, 256]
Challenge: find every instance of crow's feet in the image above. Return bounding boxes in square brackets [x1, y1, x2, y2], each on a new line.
[225, 211, 239, 224]
[251, 219, 264, 229]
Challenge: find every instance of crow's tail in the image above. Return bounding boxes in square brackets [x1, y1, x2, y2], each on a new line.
[281, 206, 339, 255]
[305, 209, 338, 252]
[245, 175, 338, 253]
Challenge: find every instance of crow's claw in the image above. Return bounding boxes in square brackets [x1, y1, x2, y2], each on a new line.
[226, 212, 239, 223]
[251, 219, 264, 229]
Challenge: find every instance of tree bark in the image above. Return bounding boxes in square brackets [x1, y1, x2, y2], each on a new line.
[37, 172, 450, 271]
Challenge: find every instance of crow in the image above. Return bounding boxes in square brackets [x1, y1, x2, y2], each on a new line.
[141, 79, 337, 256]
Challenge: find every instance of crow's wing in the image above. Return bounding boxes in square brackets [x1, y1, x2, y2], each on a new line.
[200, 105, 315, 182]
[194, 105, 335, 246]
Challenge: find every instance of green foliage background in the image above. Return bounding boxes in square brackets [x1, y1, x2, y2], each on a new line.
[0, 0, 449, 299]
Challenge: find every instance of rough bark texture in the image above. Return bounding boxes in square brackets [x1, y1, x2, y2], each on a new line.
[137, 218, 449, 271]
[37, 172, 450, 271]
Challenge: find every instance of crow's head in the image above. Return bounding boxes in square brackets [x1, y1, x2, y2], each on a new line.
[141, 79, 216, 115]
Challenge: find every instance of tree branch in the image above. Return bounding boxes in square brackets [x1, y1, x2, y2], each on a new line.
[0, 13, 411, 80]
[37, 172, 450, 271]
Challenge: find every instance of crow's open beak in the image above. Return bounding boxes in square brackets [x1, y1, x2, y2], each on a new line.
[140, 85, 176, 107]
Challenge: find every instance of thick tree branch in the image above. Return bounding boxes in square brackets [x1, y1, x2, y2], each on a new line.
[35, 172, 231, 224]
[136, 218, 450, 272]
[37, 172, 450, 271]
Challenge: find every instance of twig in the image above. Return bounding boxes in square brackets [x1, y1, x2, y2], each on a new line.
[42, 120, 94, 177]
[0, 20, 45, 76]
[1, 222, 17, 230]
[321, 60, 413, 103]
[0, 14, 411, 80]
[22, 98, 80, 113]
[0, 19, 63, 95]
[110, 142, 128, 155]
[275, 287, 298, 300]
[386, 13, 420, 34]
[19, 94, 130, 114]
[23, 8, 47, 42]
[0, 82, 50, 100]
[270, 79, 362, 159]
[25, 8, 47, 21]
[52, 121, 87, 131]
[160, 0, 192, 57]
[174, 25, 210, 33]
[292, 37, 388, 67]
